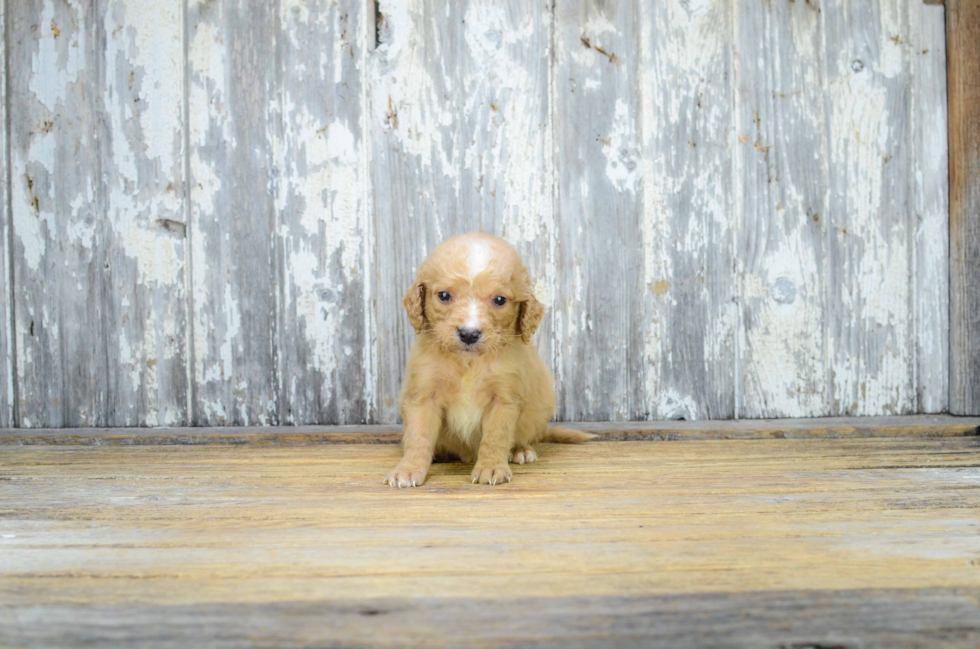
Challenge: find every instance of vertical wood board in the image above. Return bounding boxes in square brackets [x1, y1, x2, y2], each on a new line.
[553, 0, 644, 420]
[910, 0, 949, 413]
[102, 0, 189, 426]
[8, 0, 108, 427]
[1, 0, 12, 428]
[823, 0, 914, 416]
[640, 0, 737, 420]
[369, 0, 465, 423]
[456, 0, 557, 390]
[186, 0, 279, 425]
[948, 0, 980, 415]
[276, 0, 373, 425]
[735, 0, 829, 418]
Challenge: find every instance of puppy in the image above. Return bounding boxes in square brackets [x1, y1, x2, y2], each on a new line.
[384, 232, 594, 488]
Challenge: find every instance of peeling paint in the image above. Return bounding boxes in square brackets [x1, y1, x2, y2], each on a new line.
[30, 1, 86, 112]
[2, 0, 951, 426]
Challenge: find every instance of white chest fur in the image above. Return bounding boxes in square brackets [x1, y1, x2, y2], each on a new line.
[444, 371, 490, 446]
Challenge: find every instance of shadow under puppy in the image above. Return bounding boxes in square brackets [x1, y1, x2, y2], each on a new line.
[385, 232, 594, 488]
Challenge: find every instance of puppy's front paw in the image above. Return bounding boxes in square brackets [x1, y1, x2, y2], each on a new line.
[509, 446, 537, 465]
[384, 463, 428, 488]
[471, 462, 512, 486]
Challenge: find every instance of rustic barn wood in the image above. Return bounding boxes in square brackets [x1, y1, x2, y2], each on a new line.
[948, 0, 980, 415]
[3, 589, 979, 648]
[2, 414, 976, 446]
[276, 0, 373, 425]
[8, 1, 109, 427]
[102, 0, 190, 427]
[1, 435, 979, 646]
[912, 0, 950, 414]
[735, 0, 828, 418]
[0, 0, 956, 426]
[186, 0, 279, 426]
[639, 0, 737, 422]
[0, 0, 11, 428]
[824, 0, 913, 416]
[553, 1, 644, 421]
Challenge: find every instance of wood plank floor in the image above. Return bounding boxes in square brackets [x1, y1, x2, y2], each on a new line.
[1, 431, 979, 647]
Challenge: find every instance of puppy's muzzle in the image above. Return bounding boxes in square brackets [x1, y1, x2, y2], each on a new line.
[457, 328, 482, 346]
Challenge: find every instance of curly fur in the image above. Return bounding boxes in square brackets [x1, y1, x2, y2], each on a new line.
[384, 233, 593, 488]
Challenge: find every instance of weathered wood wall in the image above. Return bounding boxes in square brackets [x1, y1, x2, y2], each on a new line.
[0, 0, 950, 427]
[947, 0, 980, 416]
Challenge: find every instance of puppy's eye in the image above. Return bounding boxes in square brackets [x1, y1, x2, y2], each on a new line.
[492, 296, 507, 306]
[437, 291, 451, 302]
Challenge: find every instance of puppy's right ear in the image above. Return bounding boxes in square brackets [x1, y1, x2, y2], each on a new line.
[403, 281, 426, 334]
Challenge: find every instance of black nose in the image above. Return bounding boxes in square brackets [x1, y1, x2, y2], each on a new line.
[457, 328, 482, 345]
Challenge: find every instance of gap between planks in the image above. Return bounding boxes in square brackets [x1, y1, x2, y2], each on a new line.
[0, 415, 977, 446]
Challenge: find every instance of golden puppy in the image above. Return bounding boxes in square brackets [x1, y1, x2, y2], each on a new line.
[384, 232, 594, 488]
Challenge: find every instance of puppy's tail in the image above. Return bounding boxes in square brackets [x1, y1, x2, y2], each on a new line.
[542, 426, 597, 444]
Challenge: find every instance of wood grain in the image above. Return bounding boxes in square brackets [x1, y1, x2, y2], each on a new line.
[1, 437, 978, 646]
[639, 0, 736, 421]
[0, 0, 955, 426]
[3, 589, 978, 648]
[456, 0, 557, 398]
[0, 0, 11, 429]
[102, 0, 189, 426]
[369, 0, 464, 423]
[824, 0, 915, 416]
[553, 0, 645, 420]
[276, 0, 373, 424]
[8, 0, 109, 427]
[186, 0, 279, 425]
[948, 0, 980, 415]
[911, 0, 950, 413]
[1, 415, 976, 446]
[735, 0, 828, 418]
[369, 1, 556, 423]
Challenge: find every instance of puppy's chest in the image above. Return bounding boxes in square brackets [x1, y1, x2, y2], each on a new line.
[443, 371, 493, 444]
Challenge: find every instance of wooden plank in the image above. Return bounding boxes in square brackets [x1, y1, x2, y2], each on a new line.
[101, 0, 188, 426]
[456, 1, 557, 388]
[824, 0, 915, 416]
[0, 0, 11, 429]
[186, 0, 279, 425]
[8, 1, 108, 427]
[0, 439, 978, 626]
[3, 589, 978, 648]
[370, 1, 555, 423]
[948, 0, 980, 415]
[734, 0, 829, 418]
[638, 0, 736, 422]
[276, 0, 373, 424]
[554, 1, 645, 420]
[911, 0, 949, 413]
[369, 0, 464, 423]
[1, 415, 977, 445]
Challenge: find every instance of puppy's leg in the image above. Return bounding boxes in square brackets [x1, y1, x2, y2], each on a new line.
[472, 402, 519, 485]
[509, 411, 544, 464]
[385, 402, 441, 488]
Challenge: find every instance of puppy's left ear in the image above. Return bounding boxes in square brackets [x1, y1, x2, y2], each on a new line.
[518, 296, 544, 343]
[517, 267, 544, 343]
[403, 281, 426, 334]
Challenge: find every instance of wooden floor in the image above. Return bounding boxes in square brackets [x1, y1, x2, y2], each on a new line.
[2, 420, 980, 647]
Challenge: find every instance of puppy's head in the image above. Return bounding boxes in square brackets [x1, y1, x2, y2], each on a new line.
[403, 233, 543, 354]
